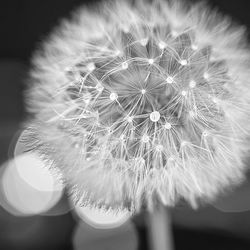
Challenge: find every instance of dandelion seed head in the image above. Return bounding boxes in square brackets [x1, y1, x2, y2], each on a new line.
[24, 0, 250, 212]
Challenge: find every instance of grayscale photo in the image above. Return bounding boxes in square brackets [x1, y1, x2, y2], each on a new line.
[1, 0, 250, 249]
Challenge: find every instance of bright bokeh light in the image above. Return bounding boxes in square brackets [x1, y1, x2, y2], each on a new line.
[75, 205, 131, 229]
[15, 153, 62, 192]
[0, 153, 64, 216]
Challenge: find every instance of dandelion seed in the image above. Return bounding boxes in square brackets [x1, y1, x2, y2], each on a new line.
[180, 59, 187, 66]
[142, 134, 150, 143]
[171, 30, 178, 38]
[126, 116, 133, 123]
[164, 122, 171, 130]
[158, 41, 166, 49]
[120, 134, 126, 141]
[150, 111, 160, 122]
[155, 144, 163, 151]
[115, 50, 122, 56]
[121, 61, 128, 69]
[212, 97, 218, 103]
[189, 80, 196, 88]
[181, 140, 188, 147]
[148, 58, 154, 64]
[191, 44, 198, 50]
[166, 76, 174, 84]
[181, 90, 187, 96]
[96, 83, 104, 92]
[24, 0, 250, 212]
[109, 92, 118, 101]
[202, 131, 209, 137]
[83, 93, 92, 104]
[168, 156, 175, 163]
[189, 110, 197, 118]
[203, 72, 209, 79]
[87, 62, 96, 72]
[107, 127, 113, 135]
[140, 38, 148, 46]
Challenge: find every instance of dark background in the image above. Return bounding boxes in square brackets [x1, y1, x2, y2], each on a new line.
[1, 1, 250, 250]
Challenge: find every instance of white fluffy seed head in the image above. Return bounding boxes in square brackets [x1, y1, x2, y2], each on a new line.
[24, 0, 250, 213]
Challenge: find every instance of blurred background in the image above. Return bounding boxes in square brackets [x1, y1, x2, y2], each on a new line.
[1, 0, 250, 249]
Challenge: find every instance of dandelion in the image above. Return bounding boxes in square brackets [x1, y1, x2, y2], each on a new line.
[24, 0, 250, 213]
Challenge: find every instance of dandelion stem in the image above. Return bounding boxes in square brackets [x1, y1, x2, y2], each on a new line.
[147, 205, 174, 250]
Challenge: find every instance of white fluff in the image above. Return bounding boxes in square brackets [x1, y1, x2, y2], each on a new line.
[25, 0, 250, 212]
